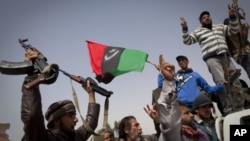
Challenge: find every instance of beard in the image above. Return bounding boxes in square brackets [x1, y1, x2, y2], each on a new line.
[202, 22, 212, 29]
[60, 122, 76, 137]
[128, 133, 142, 141]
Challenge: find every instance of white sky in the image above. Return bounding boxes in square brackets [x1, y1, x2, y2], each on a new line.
[0, 0, 249, 141]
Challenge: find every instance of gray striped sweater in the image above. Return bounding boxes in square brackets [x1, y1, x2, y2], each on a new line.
[182, 18, 239, 61]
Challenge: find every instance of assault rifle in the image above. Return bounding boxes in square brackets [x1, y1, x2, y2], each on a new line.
[59, 69, 113, 97]
[233, 0, 249, 64]
[0, 39, 59, 89]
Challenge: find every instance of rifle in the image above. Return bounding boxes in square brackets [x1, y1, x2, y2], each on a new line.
[0, 39, 59, 89]
[59, 69, 113, 97]
[233, 0, 248, 64]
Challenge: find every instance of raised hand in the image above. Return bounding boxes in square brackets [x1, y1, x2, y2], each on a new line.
[24, 48, 39, 61]
[159, 54, 175, 81]
[143, 104, 159, 123]
[82, 80, 96, 103]
[180, 17, 187, 28]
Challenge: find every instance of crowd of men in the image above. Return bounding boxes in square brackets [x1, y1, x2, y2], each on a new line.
[17, 4, 250, 141]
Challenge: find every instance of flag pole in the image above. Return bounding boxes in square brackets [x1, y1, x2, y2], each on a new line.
[146, 60, 161, 73]
[146, 60, 157, 67]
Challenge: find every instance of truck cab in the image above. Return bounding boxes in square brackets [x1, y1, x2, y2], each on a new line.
[215, 109, 250, 141]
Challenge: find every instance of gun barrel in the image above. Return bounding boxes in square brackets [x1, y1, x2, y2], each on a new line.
[59, 69, 71, 77]
[59, 69, 82, 83]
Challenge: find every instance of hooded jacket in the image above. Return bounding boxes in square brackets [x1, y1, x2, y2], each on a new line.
[174, 68, 222, 108]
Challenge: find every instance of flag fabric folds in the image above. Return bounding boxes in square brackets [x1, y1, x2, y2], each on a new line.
[86, 40, 148, 84]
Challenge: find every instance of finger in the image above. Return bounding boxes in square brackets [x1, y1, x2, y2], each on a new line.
[153, 103, 157, 109]
[228, 4, 231, 10]
[86, 80, 90, 87]
[153, 103, 156, 107]
[143, 107, 149, 114]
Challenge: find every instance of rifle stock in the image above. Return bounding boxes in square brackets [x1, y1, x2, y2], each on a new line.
[59, 69, 113, 97]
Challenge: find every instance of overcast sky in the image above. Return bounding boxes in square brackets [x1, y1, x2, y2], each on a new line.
[0, 0, 249, 141]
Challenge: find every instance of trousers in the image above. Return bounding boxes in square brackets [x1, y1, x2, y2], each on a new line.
[205, 55, 245, 115]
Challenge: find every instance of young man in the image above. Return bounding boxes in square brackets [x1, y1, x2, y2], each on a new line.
[192, 94, 219, 141]
[21, 48, 100, 141]
[175, 55, 223, 109]
[157, 54, 206, 141]
[180, 6, 244, 115]
[179, 102, 206, 141]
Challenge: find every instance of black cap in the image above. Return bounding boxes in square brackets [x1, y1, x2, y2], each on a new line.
[176, 55, 188, 61]
[199, 11, 210, 21]
[193, 94, 212, 110]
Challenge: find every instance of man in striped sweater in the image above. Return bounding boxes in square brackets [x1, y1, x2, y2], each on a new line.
[180, 5, 244, 116]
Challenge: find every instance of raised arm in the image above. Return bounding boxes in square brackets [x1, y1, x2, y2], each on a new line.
[157, 54, 182, 141]
[76, 80, 101, 140]
[21, 49, 46, 141]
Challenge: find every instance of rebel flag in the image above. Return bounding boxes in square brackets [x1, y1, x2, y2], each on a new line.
[86, 40, 148, 84]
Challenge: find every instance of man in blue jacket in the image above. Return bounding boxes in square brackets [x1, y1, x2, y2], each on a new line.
[174, 55, 223, 109]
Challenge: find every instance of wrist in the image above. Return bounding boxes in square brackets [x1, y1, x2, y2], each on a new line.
[229, 14, 236, 20]
[182, 26, 188, 32]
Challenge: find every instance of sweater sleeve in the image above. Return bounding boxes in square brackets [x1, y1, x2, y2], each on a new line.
[225, 15, 239, 36]
[182, 29, 199, 45]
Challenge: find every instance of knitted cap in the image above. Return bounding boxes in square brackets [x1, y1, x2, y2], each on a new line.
[193, 94, 212, 110]
[45, 100, 76, 128]
[199, 11, 210, 21]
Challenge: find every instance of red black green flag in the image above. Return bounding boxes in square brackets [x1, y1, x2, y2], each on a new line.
[86, 40, 148, 84]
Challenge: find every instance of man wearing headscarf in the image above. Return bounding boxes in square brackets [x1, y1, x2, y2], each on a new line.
[21, 48, 100, 141]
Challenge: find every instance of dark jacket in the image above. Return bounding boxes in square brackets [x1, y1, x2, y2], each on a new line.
[21, 75, 100, 141]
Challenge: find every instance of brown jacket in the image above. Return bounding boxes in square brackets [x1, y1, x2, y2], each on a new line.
[21, 75, 100, 141]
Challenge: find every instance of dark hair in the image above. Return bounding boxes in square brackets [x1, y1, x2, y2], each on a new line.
[199, 11, 210, 21]
[178, 101, 187, 106]
[103, 130, 114, 139]
[118, 115, 136, 140]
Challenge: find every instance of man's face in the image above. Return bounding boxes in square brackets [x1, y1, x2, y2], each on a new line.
[59, 112, 78, 134]
[125, 119, 142, 141]
[177, 58, 189, 70]
[180, 105, 193, 125]
[103, 132, 114, 141]
[195, 104, 212, 120]
[200, 14, 212, 27]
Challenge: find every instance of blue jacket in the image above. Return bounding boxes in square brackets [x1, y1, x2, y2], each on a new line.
[175, 69, 222, 108]
[157, 73, 164, 88]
